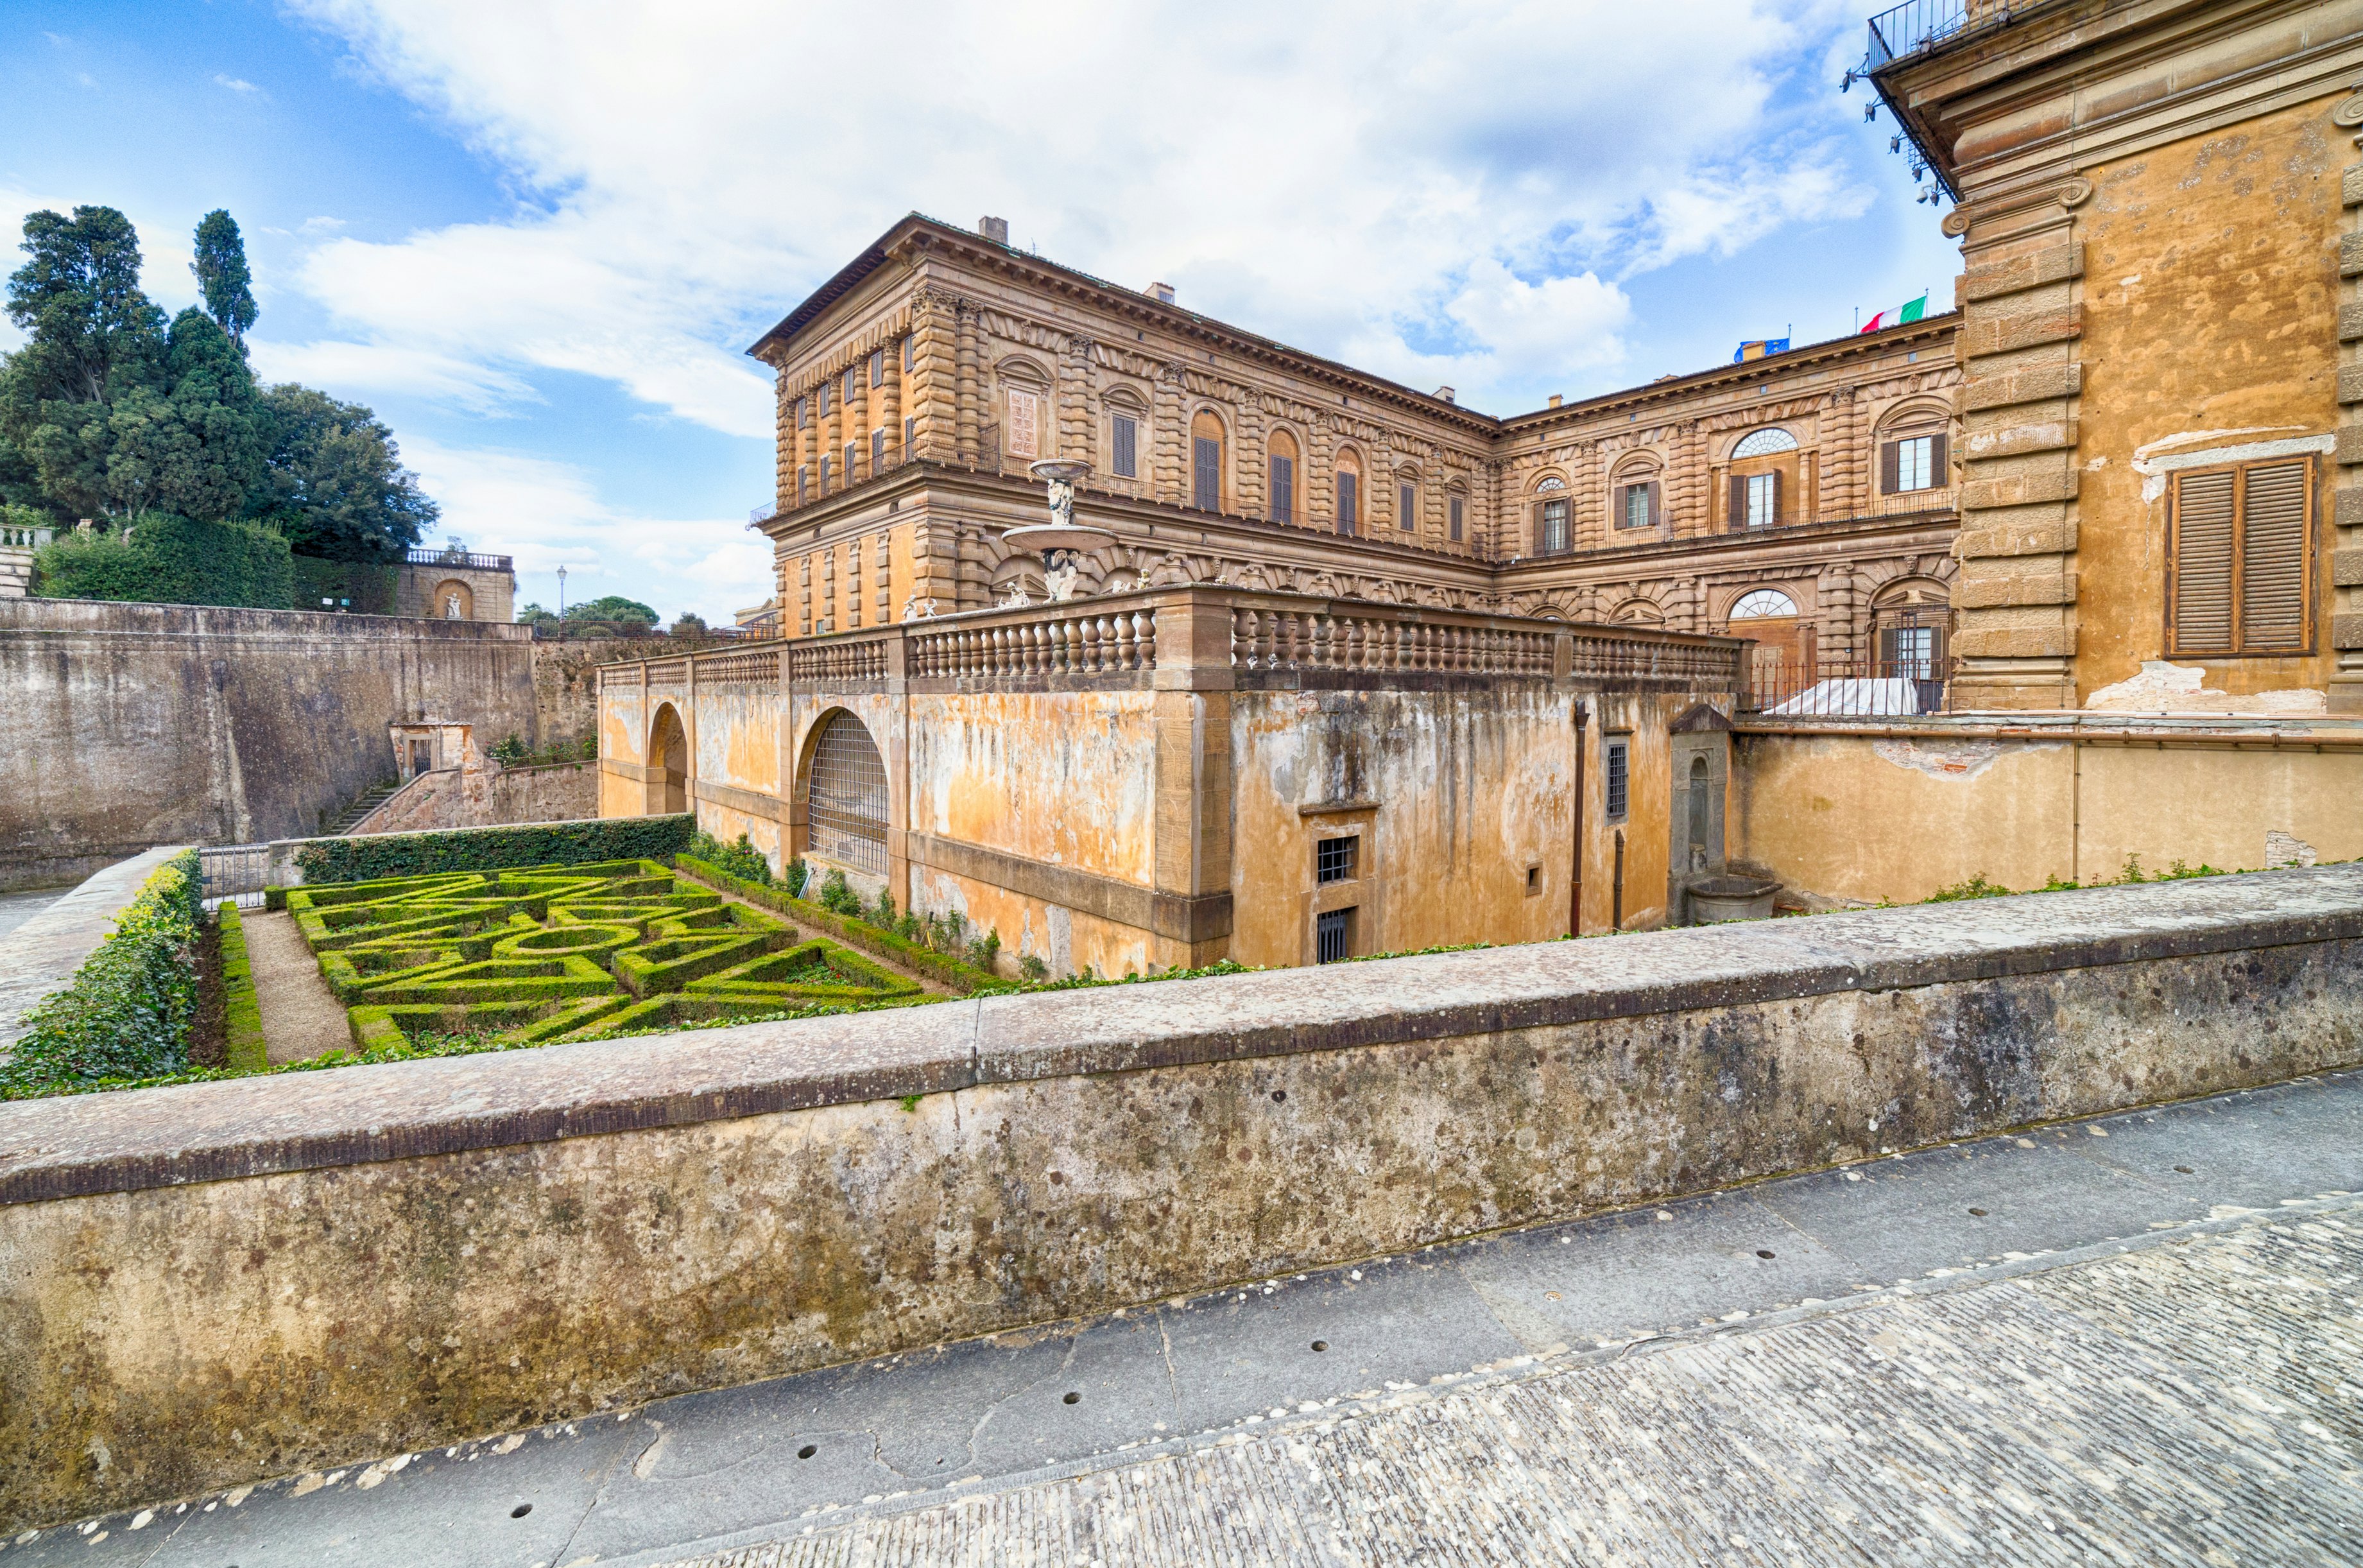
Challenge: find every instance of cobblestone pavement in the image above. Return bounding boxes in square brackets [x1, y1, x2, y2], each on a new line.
[15, 1071, 2359, 1567]
[669, 1198, 2363, 1567]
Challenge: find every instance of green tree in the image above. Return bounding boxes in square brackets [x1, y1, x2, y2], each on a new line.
[567, 594, 658, 626]
[670, 610, 709, 635]
[515, 601, 562, 628]
[103, 309, 266, 521]
[189, 209, 257, 346]
[0, 205, 168, 520]
[249, 384, 436, 559]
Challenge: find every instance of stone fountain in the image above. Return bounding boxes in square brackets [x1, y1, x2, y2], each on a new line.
[1002, 458, 1115, 603]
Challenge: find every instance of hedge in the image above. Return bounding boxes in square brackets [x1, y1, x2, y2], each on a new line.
[291, 555, 400, 616]
[217, 902, 269, 1072]
[34, 512, 296, 610]
[673, 854, 1012, 994]
[284, 815, 697, 888]
[0, 850, 205, 1096]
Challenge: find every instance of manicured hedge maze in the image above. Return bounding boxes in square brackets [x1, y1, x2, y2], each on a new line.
[284, 859, 922, 1049]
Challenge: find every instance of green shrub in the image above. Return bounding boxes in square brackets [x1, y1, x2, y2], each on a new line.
[965, 928, 1001, 972]
[290, 555, 399, 616]
[1, 851, 204, 1094]
[870, 888, 897, 926]
[217, 902, 268, 1072]
[687, 829, 772, 886]
[35, 512, 295, 609]
[1020, 954, 1048, 982]
[817, 868, 862, 915]
[290, 814, 694, 884]
[674, 854, 1012, 995]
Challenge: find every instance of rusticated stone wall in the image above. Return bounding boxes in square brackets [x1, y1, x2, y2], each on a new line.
[1, 864, 2357, 1529]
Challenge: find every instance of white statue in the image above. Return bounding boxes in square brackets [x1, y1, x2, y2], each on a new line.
[443, 592, 464, 619]
[998, 578, 1035, 609]
[900, 596, 941, 623]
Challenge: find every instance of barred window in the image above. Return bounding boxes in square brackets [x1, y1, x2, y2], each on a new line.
[1316, 906, 1354, 964]
[807, 711, 889, 873]
[1604, 735, 1630, 822]
[1316, 834, 1359, 885]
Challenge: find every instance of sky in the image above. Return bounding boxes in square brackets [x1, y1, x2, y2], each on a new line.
[0, 0, 1961, 623]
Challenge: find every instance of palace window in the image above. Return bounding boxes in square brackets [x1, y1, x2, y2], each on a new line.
[1112, 413, 1139, 478]
[1006, 388, 1041, 459]
[870, 349, 884, 388]
[1271, 430, 1300, 523]
[1604, 735, 1630, 822]
[903, 336, 915, 374]
[1449, 494, 1464, 542]
[819, 455, 831, 490]
[797, 396, 809, 429]
[1881, 432, 1946, 494]
[1739, 471, 1778, 528]
[904, 415, 916, 450]
[1337, 462, 1360, 537]
[842, 368, 855, 404]
[845, 441, 858, 477]
[2168, 457, 2314, 656]
[1615, 480, 1660, 530]
[816, 383, 829, 418]
[1395, 483, 1413, 532]
[796, 466, 808, 504]
[872, 428, 886, 470]
[1192, 411, 1225, 512]
[1316, 906, 1355, 964]
[1316, 834, 1359, 884]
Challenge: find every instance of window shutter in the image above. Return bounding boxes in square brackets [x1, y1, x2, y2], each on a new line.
[1769, 470, 1783, 525]
[2171, 469, 2237, 653]
[1929, 433, 1949, 488]
[1533, 500, 1547, 551]
[904, 415, 916, 449]
[1728, 475, 1746, 532]
[1272, 455, 1293, 522]
[1339, 472, 1358, 535]
[1400, 483, 1415, 531]
[1880, 441, 1900, 495]
[1647, 481, 1663, 527]
[2239, 459, 2309, 651]
[1449, 495, 1463, 540]
[1194, 436, 1221, 512]
[1113, 415, 1137, 478]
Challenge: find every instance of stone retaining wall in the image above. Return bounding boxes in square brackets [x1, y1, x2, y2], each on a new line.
[1, 865, 2359, 1528]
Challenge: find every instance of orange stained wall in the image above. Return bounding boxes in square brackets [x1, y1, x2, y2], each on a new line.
[906, 691, 1160, 888]
[2074, 92, 2343, 698]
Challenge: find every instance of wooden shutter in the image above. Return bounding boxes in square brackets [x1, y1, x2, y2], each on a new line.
[2240, 459, 2310, 651]
[1769, 470, 1783, 525]
[1339, 472, 1357, 535]
[1400, 483, 1415, 531]
[1533, 500, 1547, 551]
[2170, 469, 2236, 653]
[1728, 475, 1746, 532]
[1929, 433, 1948, 488]
[1879, 441, 1899, 495]
[1272, 455, 1293, 521]
[1647, 481, 1663, 527]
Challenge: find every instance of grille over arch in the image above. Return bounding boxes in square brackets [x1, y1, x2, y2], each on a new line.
[806, 711, 888, 873]
[1730, 427, 1799, 460]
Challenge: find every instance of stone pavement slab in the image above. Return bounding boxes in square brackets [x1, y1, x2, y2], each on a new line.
[10, 1068, 2357, 1568]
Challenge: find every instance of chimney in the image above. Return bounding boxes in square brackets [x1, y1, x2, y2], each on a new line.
[1147, 281, 1176, 304]
[978, 216, 1010, 245]
[1434, 386, 1456, 404]
[1548, 394, 1563, 408]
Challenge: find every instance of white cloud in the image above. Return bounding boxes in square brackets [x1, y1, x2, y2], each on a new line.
[397, 437, 769, 620]
[273, 0, 1871, 419]
[214, 74, 261, 94]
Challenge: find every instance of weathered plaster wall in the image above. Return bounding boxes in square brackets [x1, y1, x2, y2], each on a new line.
[2074, 92, 2344, 698]
[1580, 692, 1694, 932]
[1230, 684, 1577, 965]
[347, 759, 599, 838]
[0, 601, 544, 890]
[2, 866, 2358, 1528]
[908, 691, 1159, 886]
[1735, 727, 2363, 904]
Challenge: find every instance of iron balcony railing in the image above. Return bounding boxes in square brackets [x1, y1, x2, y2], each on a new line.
[406, 547, 513, 572]
[1740, 656, 1955, 719]
[1865, 0, 1973, 68]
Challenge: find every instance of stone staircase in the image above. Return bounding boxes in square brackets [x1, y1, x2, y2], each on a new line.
[322, 780, 400, 836]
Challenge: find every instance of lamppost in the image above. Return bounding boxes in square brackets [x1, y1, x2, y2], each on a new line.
[1002, 458, 1115, 603]
[556, 564, 567, 623]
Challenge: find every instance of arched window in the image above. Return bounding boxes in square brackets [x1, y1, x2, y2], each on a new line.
[1730, 427, 1799, 460]
[1269, 429, 1300, 524]
[1531, 474, 1571, 555]
[1396, 469, 1418, 533]
[1191, 410, 1226, 512]
[1106, 392, 1146, 481]
[1610, 463, 1660, 530]
[1877, 404, 1950, 498]
[1336, 447, 1362, 537]
[806, 711, 888, 873]
[1728, 589, 1799, 620]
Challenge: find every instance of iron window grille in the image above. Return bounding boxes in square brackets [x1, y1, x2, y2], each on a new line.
[1316, 907, 1353, 964]
[1605, 736, 1630, 822]
[1316, 835, 1359, 885]
[808, 713, 889, 873]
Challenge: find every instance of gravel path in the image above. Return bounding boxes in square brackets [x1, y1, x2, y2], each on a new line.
[242, 909, 354, 1064]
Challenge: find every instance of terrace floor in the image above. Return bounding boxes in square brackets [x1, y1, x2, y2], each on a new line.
[19, 1069, 2361, 1567]
[241, 910, 354, 1064]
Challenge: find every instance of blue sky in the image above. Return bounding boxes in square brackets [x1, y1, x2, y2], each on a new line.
[1, 0, 1959, 623]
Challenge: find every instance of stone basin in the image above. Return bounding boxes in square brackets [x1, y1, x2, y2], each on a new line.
[1687, 875, 1781, 924]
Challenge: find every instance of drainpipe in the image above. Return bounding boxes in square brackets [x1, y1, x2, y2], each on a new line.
[1612, 829, 1625, 931]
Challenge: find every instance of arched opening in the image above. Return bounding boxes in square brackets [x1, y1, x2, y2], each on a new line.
[1724, 426, 1801, 531]
[1268, 428, 1300, 524]
[1609, 597, 1665, 626]
[1531, 474, 1570, 556]
[1875, 404, 1950, 508]
[1871, 578, 1952, 676]
[648, 703, 687, 814]
[432, 578, 475, 619]
[1686, 754, 1712, 874]
[1336, 447, 1362, 537]
[1725, 585, 1813, 689]
[802, 709, 888, 874]
[1610, 463, 1660, 531]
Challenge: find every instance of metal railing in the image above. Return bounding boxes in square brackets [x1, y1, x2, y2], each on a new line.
[406, 547, 513, 572]
[1866, 0, 1973, 67]
[750, 500, 778, 525]
[197, 844, 271, 909]
[1740, 657, 1954, 718]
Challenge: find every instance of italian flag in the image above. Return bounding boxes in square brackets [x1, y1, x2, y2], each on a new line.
[1860, 293, 1929, 333]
